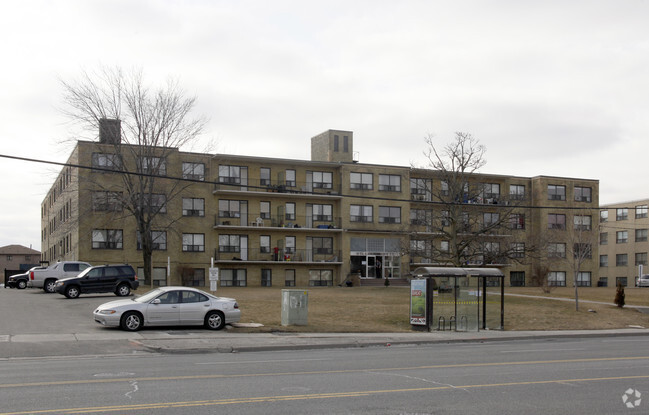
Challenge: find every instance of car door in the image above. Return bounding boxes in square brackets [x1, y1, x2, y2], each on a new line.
[79, 268, 103, 293]
[178, 290, 211, 325]
[145, 291, 181, 325]
[99, 267, 120, 292]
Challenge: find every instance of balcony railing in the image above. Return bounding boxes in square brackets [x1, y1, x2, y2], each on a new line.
[214, 178, 342, 195]
[215, 214, 342, 229]
[214, 248, 342, 263]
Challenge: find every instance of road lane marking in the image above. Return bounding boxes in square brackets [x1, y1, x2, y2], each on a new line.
[2, 374, 649, 414]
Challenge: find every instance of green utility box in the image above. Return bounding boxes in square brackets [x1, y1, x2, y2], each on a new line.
[281, 289, 308, 326]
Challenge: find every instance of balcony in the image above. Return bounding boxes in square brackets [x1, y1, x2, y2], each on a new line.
[214, 248, 343, 264]
[213, 178, 342, 197]
[214, 214, 343, 230]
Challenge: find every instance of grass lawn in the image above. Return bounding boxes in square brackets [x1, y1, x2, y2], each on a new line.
[207, 285, 649, 333]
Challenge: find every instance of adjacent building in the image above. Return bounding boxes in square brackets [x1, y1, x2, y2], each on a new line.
[40, 126, 600, 288]
[599, 199, 649, 286]
[0, 244, 41, 272]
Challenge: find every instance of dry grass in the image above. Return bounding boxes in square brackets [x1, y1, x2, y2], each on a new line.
[208, 285, 649, 332]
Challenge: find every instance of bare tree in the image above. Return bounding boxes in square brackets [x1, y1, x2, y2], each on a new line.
[563, 208, 599, 311]
[60, 67, 207, 284]
[409, 132, 537, 268]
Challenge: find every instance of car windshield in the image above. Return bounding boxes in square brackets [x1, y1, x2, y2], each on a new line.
[75, 267, 93, 278]
[134, 288, 165, 303]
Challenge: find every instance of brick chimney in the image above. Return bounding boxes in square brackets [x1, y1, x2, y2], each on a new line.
[99, 118, 121, 144]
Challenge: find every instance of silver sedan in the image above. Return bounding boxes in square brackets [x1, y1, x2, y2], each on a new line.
[93, 286, 241, 331]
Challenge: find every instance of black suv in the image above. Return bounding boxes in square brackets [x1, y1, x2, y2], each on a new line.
[55, 264, 139, 299]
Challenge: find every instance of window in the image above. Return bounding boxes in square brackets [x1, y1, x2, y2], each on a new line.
[483, 242, 501, 263]
[312, 204, 333, 222]
[285, 236, 296, 254]
[600, 210, 608, 222]
[92, 229, 123, 249]
[440, 240, 450, 252]
[343, 136, 349, 152]
[482, 183, 500, 200]
[181, 268, 205, 286]
[509, 185, 525, 200]
[350, 172, 373, 190]
[379, 206, 401, 224]
[182, 162, 205, 181]
[285, 202, 296, 220]
[261, 269, 272, 287]
[309, 269, 333, 286]
[636, 252, 648, 266]
[220, 269, 246, 287]
[182, 233, 204, 252]
[574, 186, 591, 202]
[91, 153, 121, 171]
[600, 255, 608, 267]
[616, 231, 628, 244]
[138, 156, 166, 175]
[616, 208, 628, 221]
[548, 271, 566, 287]
[511, 243, 525, 258]
[600, 232, 608, 245]
[350, 205, 372, 222]
[410, 178, 430, 200]
[616, 277, 628, 287]
[219, 235, 241, 253]
[334, 135, 339, 152]
[92, 191, 122, 211]
[410, 240, 430, 258]
[219, 165, 241, 184]
[636, 229, 648, 242]
[573, 243, 592, 259]
[483, 212, 500, 227]
[379, 174, 401, 192]
[137, 230, 167, 250]
[441, 181, 450, 196]
[636, 205, 648, 219]
[548, 185, 566, 201]
[138, 267, 167, 287]
[183, 198, 205, 217]
[260, 201, 271, 219]
[509, 213, 525, 229]
[285, 169, 296, 187]
[616, 254, 628, 266]
[260, 168, 271, 186]
[312, 237, 333, 255]
[219, 199, 241, 218]
[548, 214, 566, 230]
[548, 243, 566, 258]
[312, 171, 333, 189]
[510, 271, 525, 287]
[573, 215, 592, 231]
[139, 193, 166, 213]
[410, 209, 429, 226]
[285, 269, 296, 287]
[576, 272, 591, 287]
[260, 235, 271, 253]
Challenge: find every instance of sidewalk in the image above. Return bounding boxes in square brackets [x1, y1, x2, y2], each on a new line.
[2, 328, 649, 358]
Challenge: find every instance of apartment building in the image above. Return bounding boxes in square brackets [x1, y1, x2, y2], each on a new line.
[599, 199, 649, 286]
[40, 126, 600, 288]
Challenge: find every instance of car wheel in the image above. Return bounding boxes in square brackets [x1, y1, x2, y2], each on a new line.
[17, 280, 27, 289]
[116, 284, 131, 297]
[205, 311, 226, 330]
[120, 312, 143, 331]
[44, 279, 57, 293]
[65, 286, 80, 299]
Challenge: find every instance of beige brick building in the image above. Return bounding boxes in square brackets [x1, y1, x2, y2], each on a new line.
[599, 199, 649, 286]
[40, 128, 600, 288]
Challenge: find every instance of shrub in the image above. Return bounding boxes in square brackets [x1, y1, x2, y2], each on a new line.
[614, 283, 625, 308]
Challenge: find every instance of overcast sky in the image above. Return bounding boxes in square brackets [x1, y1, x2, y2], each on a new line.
[1, 0, 648, 250]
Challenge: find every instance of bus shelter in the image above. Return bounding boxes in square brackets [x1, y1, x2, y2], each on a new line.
[410, 267, 504, 332]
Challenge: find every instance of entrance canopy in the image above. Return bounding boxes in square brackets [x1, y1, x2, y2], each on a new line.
[410, 267, 504, 331]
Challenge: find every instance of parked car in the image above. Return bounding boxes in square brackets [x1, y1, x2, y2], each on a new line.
[93, 286, 241, 331]
[636, 274, 649, 287]
[6, 266, 46, 289]
[29, 261, 92, 293]
[55, 264, 139, 299]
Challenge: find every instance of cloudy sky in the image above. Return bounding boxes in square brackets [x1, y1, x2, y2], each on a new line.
[1, 0, 648, 250]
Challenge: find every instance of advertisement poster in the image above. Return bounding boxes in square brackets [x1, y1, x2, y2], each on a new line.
[410, 279, 427, 325]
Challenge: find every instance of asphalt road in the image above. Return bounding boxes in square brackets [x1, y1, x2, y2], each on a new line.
[1, 335, 648, 414]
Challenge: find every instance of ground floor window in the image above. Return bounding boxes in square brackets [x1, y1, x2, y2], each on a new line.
[510, 271, 525, 287]
[220, 269, 246, 287]
[261, 269, 272, 287]
[576, 271, 591, 287]
[285, 269, 296, 287]
[138, 267, 167, 286]
[548, 271, 566, 287]
[309, 269, 333, 286]
[616, 277, 628, 287]
[486, 277, 500, 287]
[180, 268, 205, 286]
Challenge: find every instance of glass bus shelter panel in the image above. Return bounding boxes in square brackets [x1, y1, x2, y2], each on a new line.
[484, 285, 503, 329]
[456, 276, 480, 331]
[431, 277, 455, 330]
